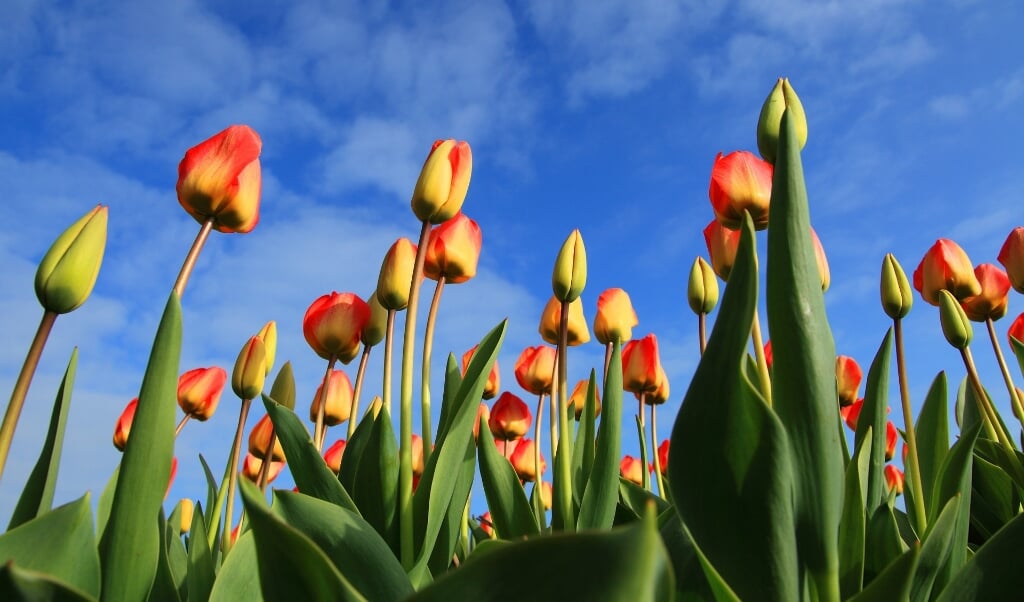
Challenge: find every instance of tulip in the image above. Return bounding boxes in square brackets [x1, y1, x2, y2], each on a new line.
[424, 213, 482, 283]
[552, 229, 587, 303]
[462, 345, 500, 400]
[323, 439, 347, 474]
[913, 239, 982, 305]
[620, 455, 647, 486]
[539, 296, 591, 346]
[642, 365, 670, 405]
[840, 399, 862, 431]
[411, 139, 473, 224]
[231, 336, 267, 400]
[756, 77, 807, 164]
[622, 334, 662, 394]
[513, 345, 556, 397]
[881, 253, 913, 320]
[998, 227, 1024, 293]
[703, 220, 741, 281]
[309, 369, 354, 427]
[474, 403, 491, 440]
[248, 414, 285, 462]
[377, 238, 418, 311]
[835, 356, 862, 407]
[960, 264, 1011, 322]
[488, 392, 532, 441]
[1009, 312, 1024, 346]
[593, 288, 638, 345]
[938, 290, 973, 350]
[112, 398, 138, 452]
[176, 125, 262, 233]
[569, 378, 601, 420]
[885, 421, 898, 461]
[688, 257, 719, 315]
[361, 292, 388, 347]
[34, 205, 108, 314]
[303, 292, 371, 363]
[538, 481, 553, 511]
[256, 321, 277, 375]
[708, 151, 773, 231]
[411, 434, 425, 477]
[242, 453, 284, 484]
[177, 367, 227, 421]
[810, 228, 830, 292]
[179, 499, 194, 535]
[657, 440, 670, 474]
[884, 464, 904, 496]
[764, 340, 773, 370]
[509, 438, 544, 482]
[494, 437, 517, 460]
[479, 512, 495, 538]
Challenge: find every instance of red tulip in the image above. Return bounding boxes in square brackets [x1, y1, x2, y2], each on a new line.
[248, 414, 285, 462]
[509, 438, 544, 482]
[166, 457, 178, 500]
[242, 452, 284, 484]
[835, 356, 862, 407]
[884, 464, 904, 496]
[703, 220, 741, 281]
[303, 292, 371, 363]
[569, 379, 601, 420]
[913, 239, 981, 306]
[708, 151, 773, 231]
[473, 403, 491, 440]
[323, 439, 346, 474]
[112, 398, 138, 452]
[840, 399, 863, 431]
[885, 421, 899, 461]
[657, 439, 670, 474]
[997, 227, 1024, 293]
[593, 288, 638, 345]
[309, 370, 354, 427]
[960, 264, 1011, 322]
[513, 345, 556, 396]
[622, 334, 662, 395]
[479, 511, 495, 537]
[1009, 312, 1024, 346]
[411, 140, 473, 224]
[488, 392, 532, 441]
[462, 345, 500, 400]
[424, 213, 483, 284]
[764, 340, 773, 370]
[176, 125, 262, 233]
[620, 455, 648, 486]
[177, 367, 227, 421]
[538, 296, 591, 346]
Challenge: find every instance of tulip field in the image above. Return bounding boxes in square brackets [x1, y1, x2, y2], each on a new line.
[4, 78, 1024, 601]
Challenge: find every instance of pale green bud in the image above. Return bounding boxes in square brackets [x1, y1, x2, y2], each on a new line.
[232, 336, 267, 399]
[552, 229, 587, 302]
[880, 253, 913, 319]
[938, 290, 972, 350]
[35, 205, 108, 314]
[687, 257, 719, 315]
[757, 78, 807, 164]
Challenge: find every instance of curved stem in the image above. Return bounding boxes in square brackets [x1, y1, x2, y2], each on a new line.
[893, 319, 927, 535]
[313, 357, 337, 452]
[174, 415, 190, 438]
[348, 346, 372, 439]
[421, 276, 446, 461]
[554, 300, 574, 531]
[172, 218, 215, 299]
[0, 310, 57, 482]
[961, 347, 1011, 450]
[750, 311, 772, 407]
[651, 403, 665, 499]
[221, 397, 253, 556]
[699, 313, 707, 356]
[383, 310, 396, 415]
[986, 318, 1024, 427]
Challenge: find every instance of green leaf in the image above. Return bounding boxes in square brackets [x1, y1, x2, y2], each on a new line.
[864, 503, 908, 585]
[198, 454, 218, 533]
[910, 495, 959, 602]
[670, 213, 799, 602]
[635, 414, 650, 492]
[0, 563, 95, 602]
[969, 452, 1018, 542]
[476, 415, 539, 539]
[577, 341, 624, 531]
[914, 372, 949, 513]
[99, 293, 181, 602]
[352, 409, 399, 551]
[148, 510, 182, 602]
[853, 331, 893, 514]
[765, 110, 843, 599]
[572, 370, 599, 497]
[8, 349, 77, 529]
[427, 437, 476, 575]
[186, 503, 216, 602]
[338, 409, 375, 497]
[656, 511, 715, 601]
[0, 494, 99, 599]
[936, 510, 1024, 601]
[1010, 336, 1024, 382]
[94, 464, 118, 539]
[850, 545, 919, 602]
[618, 477, 670, 518]
[839, 428, 870, 599]
[928, 422, 981, 594]
[208, 532, 262, 602]
[435, 354, 462, 439]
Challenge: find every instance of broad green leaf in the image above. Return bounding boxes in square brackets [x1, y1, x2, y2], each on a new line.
[8, 349, 77, 529]
[974, 438, 1024, 491]
[914, 372, 949, 513]
[476, 416, 539, 539]
[338, 409, 376, 496]
[198, 454, 218, 532]
[186, 503, 216, 602]
[577, 341, 624, 531]
[99, 293, 181, 602]
[910, 496, 959, 602]
[618, 477, 670, 518]
[969, 453, 1018, 542]
[427, 436, 476, 575]
[850, 545, 919, 602]
[352, 409, 399, 551]
[928, 422, 981, 594]
[656, 511, 715, 601]
[670, 214, 799, 602]
[208, 532, 262, 602]
[936, 511, 1024, 601]
[149, 509, 182, 602]
[0, 563, 95, 602]
[0, 494, 99, 598]
[572, 371, 599, 497]
[164, 504, 187, 599]
[435, 354, 462, 439]
[853, 331, 893, 514]
[95, 465, 118, 538]
[839, 429, 870, 599]
[864, 503, 908, 584]
[765, 110, 843, 600]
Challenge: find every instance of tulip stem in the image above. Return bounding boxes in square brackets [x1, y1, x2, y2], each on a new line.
[986, 318, 1024, 427]
[0, 309, 57, 484]
[313, 357, 337, 452]
[638, 394, 650, 491]
[893, 319, 927, 535]
[399, 220, 431, 569]
[602, 342, 612, 390]
[421, 276, 446, 462]
[650, 404, 665, 499]
[383, 310, 396, 415]
[549, 358, 559, 463]
[534, 393, 546, 527]
[174, 415, 190, 438]
[750, 311, 773, 407]
[172, 217, 214, 299]
[256, 431, 278, 492]
[221, 396, 253, 557]
[348, 346, 372, 439]
[554, 300, 574, 531]
[961, 348, 1013, 451]
[698, 313, 708, 356]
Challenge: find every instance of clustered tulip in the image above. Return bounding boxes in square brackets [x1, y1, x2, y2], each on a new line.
[619, 455, 648, 486]
[463, 345, 500, 400]
[513, 345, 556, 396]
[913, 239, 981, 305]
[179, 499, 194, 535]
[488, 392, 532, 441]
[593, 288, 637, 345]
[657, 440, 670, 474]
[884, 464, 904, 496]
[708, 151, 773, 231]
[539, 296, 591, 346]
[248, 414, 285, 462]
[231, 336, 267, 400]
[323, 439, 347, 474]
[703, 220, 741, 281]
[303, 292, 371, 363]
[424, 213, 482, 283]
[509, 438, 544, 482]
[256, 321, 278, 375]
[176, 125, 262, 234]
[687, 257, 719, 315]
[756, 77, 807, 164]
[1009, 312, 1024, 346]
[177, 366, 227, 421]
[411, 140, 473, 224]
[569, 379, 601, 420]
[242, 453, 284, 484]
[309, 369, 354, 426]
[622, 334, 663, 395]
[835, 356, 862, 407]
[880, 253, 913, 320]
[552, 229, 587, 303]
[361, 292, 388, 348]
[377, 238, 418, 310]
[959, 263, 1010, 322]
[112, 398, 138, 452]
[998, 227, 1024, 293]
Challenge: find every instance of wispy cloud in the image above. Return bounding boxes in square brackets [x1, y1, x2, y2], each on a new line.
[929, 68, 1024, 120]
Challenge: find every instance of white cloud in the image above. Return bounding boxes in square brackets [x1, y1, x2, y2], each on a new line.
[929, 69, 1024, 120]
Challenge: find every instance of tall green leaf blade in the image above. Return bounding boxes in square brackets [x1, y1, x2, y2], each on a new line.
[656, 511, 715, 601]
[99, 293, 181, 602]
[915, 372, 949, 513]
[864, 503, 909, 584]
[0, 563, 95, 602]
[186, 503, 216, 602]
[577, 342, 623, 531]
[198, 454, 218, 532]
[149, 509, 182, 602]
[669, 214, 799, 601]
[929, 422, 981, 594]
[910, 495, 959, 602]
[476, 416, 539, 539]
[338, 410, 376, 497]
[435, 354, 462, 439]
[208, 533, 262, 602]
[936, 511, 1024, 601]
[969, 453, 1018, 541]
[850, 545, 919, 602]
[573, 370, 599, 495]
[853, 331, 893, 514]
[427, 439, 477, 575]
[765, 108, 843, 600]
[352, 409, 399, 550]
[839, 429, 870, 599]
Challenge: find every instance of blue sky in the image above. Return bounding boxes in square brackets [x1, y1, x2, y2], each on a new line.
[1, 0, 1023, 520]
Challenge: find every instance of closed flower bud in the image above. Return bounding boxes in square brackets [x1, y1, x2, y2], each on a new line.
[179, 499, 194, 535]
[411, 434, 425, 477]
[811, 228, 830, 292]
[323, 439, 347, 474]
[839, 399, 863, 431]
[411, 140, 473, 224]
[593, 288, 638, 344]
[997, 227, 1024, 293]
[303, 292, 371, 363]
[309, 370, 354, 426]
[552, 229, 587, 302]
[248, 414, 285, 462]
[709, 151, 774, 231]
[361, 292, 388, 347]
[885, 421, 898, 461]
[642, 365, 670, 405]
[835, 356, 862, 407]
[1009, 312, 1024, 346]
[488, 391, 532, 441]
[479, 512, 495, 538]
[474, 403, 491, 440]
[539, 296, 591, 346]
[764, 340, 773, 370]
[688, 257, 719, 315]
[514, 345, 557, 396]
[509, 438, 544, 482]
[938, 289, 973, 349]
[377, 238, 418, 311]
[232, 336, 267, 399]
[622, 334, 662, 395]
[112, 398, 138, 451]
[462, 345, 500, 400]
[256, 321, 277, 375]
[177, 366, 227, 421]
[757, 77, 807, 164]
[538, 481, 552, 511]
[703, 220, 741, 281]
[880, 253, 913, 319]
[913, 239, 982, 306]
[424, 213, 482, 283]
[884, 464, 904, 496]
[176, 125, 262, 233]
[620, 455, 647, 486]
[242, 453, 284, 484]
[657, 440, 670, 474]
[35, 205, 108, 314]
[569, 379, 601, 420]
[960, 264, 1011, 322]
[269, 361, 296, 411]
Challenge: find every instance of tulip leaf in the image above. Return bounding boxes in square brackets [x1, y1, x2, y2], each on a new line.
[476, 416, 539, 539]
[95, 464, 119, 539]
[186, 503, 216, 602]
[909, 495, 959, 602]
[262, 395, 360, 515]
[572, 371, 599, 497]
[8, 348, 77, 529]
[765, 110, 843, 598]
[669, 213, 799, 602]
[928, 422, 981, 593]
[0, 563, 96, 602]
[208, 532, 262, 602]
[435, 353, 462, 439]
[338, 409, 376, 497]
[0, 494, 99, 598]
[99, 293, 181, 602]
[149, 509, 183, 602]
[839, 428, 871, 598]
[352, 408, 399, 552]
[849, 545, 919, 602]
[577, 341, 624, 531]
[635, 414, 650, 492]
[618, 477, 670, 519]
[1010, 336, 1024, 381]
[914, 372, 949, 513]
[271, 490, 414, 601]
[198, 454, 219, 533]
[969, 452, 1018, 542]
[656, 511, 716, 601]
[864, 503, 908, 585]
[936, 510, 1024, 601]
[853, 330, 893, 514]
[427, 436, 476, 575]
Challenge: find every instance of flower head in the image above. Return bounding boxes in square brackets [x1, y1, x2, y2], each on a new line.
[231, 336, 267, 400]
[303, 292, 371, 363]
[960, 263, 1011, 322]
[835, 356, 862, 407]
[177, 367, 227, 421]
[513, 345, 556, 396]
[112, 398, 138, 452]
[248, 414, 285, 462]
[509, 438, 544, 482]
[913, 239, 981, 305]
[488, 392, 532, 441]
[569, 378, 601, 420]
[884, 465, 904, 496]
[35, 205, 108, 314]
[593, 288, 638, 345]
[703, 220, 741, 281]
[176, 125, 262, 233]
[552, 229, 587, 302]
[709, 151, 773, 230]
[323, 439, 347, 474]
[620, 455, 647, 486]
[411, 140, 472, 224]
[424, 213, 482, 284]
[462, 345, 500, 400]
[309, 370, 354, 427]
[998, 227, 1024, 293]
[539, 296, 591, 346]
[622, 334, 662, 395]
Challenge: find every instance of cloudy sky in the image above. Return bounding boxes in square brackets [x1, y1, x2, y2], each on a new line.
[1, 0, 1023, 520]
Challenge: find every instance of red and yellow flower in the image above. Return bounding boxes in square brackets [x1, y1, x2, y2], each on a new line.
[303, 292, 371, 363]
[708, 151, 773, 230]
[176, 125, 262, 233]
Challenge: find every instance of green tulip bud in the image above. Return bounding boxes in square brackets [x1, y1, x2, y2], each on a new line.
[256, 321, 277, 375]
[34, 205, 108, 314]
[361, 290, 388, 347]
[687, 257, 719, 315]
[232, 336, 267, 399]
[938, 290, 972, 350]
[552, 229, 587, 302]
[757, 78, 807, 164]
[880, 253, 913, 319]
[269, 361, 296, 410]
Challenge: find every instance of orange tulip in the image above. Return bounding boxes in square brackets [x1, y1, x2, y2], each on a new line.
[309, 370, 354, 426]
[112, 398, 138, 451]
[509, 438, 544, 482]
[479, 511, 495, 537]
[411, 140, 473, 224]
[248, 414, 285, 462]
[538, 481, 553, 511]
[840, 399, 863, 431]
[619, 455, 647, 486]
[593, 288, 638, 345]
[703, 220, 741, 281]
[1010, 312, 1024, 346]
[998, 227, 1024, 293]
[473, 403, 491, 440]
[462, 345, 500, 400]
[303, 292, 371, 363]
[177, 367, 227, 421]
[569, 378, 601, 420]
[835, 356, 862, 407]
[376, 238, 418, 311]
[176, 125, 262, 233]
[622, 334, 662, 395]
[488, 392, 532, 441]
[323, 439, 346, 474]
[242, 452, 284, 484]
[513, 345, 556, 396]
[657, 439, 670, 474]
[642, 365, 670, 405]
[811, 227, 830, 292]
[912, 239, 982, 305]
[885, 421, 898, 461]
[884, 464, 904, 496]
[424, 213, 482, 284]
[231, 335, 267, 400]
[960, 263, 1011, 322]
[411, 434, 425, 477]
[538, 296, 590, 346]
[708, 150, 773, 230]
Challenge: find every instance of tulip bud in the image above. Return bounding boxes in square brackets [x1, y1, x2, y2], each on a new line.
[884, 464, 904, 496]
[377, 238, 418, 310]
[513, 345, 557, 396]
[1009, 313, 1024, 347]
[687, 257, 719, 315]
[708, 151, 773, 231]
[569, 379, 601, 420]
[622, 334, 662, 395]
[835, 356, 862, 407]
[538, 481, 553, 511]
[462, 345, 500, 400]
[489, 392, 532, 441]
[424, 213, 483, 283]
[839, 399, 863, 431]
[593, 288, 638, 345]
[256, 321, 277, 375]
[323, 439, 347, 474]
[411, 139, 473, 224]
[166, 457, 178, 500]
[361, 292, 388, 348]
[938, 289, 973, 349]
[552, 229, 587, 302]
[178, 499, 194, 535]
[880, 253, 913, 319]
[232, 336, 267, 399]
[248, 413, 285, 461]
[539, 296, 591, 346]
[479, 512, 495, 538]
[642, 365, 670, 405]
[998, 227, 1024, 293]
[619, 455, 647, 486]
[411, 434, 425, 477]
[703, 220, 741, 281]
[764, 340, 773, 370]
[509, 438, 544, 482]
[269, 361, 296, 411]
[303, 292, 371, 363]
[810, 228, 830, 292]
[757, 77, 808, 164]
[913, 239, 982, 305]
[474, 403, 491, 440]
[656, 440, 670, 474]
[242, 453, 284, 484]
[309, 370, 354, 427]
[112, 398, 138, 451]
[177, 366, 227, 421]
[885, 421, 898, 462]
[960, 264, 1011, 322]
[35, 205, 108, 314]
[176, 125, 262, 233]
[368, 395, 384, 419]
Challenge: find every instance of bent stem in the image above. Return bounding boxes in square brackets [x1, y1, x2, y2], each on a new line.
[893, 319, 927, 534]
[313, 357, 337, 452]
[174, 415, 190, 438]
[221, 396, 253, 556]
[986, 318, 1024, 427]
[421, 276, 446, 461]
[650, 403, 665, 499]
[172, 217, 215, 299]
[0, 309, 58, 483]
[554, 300, 574, 531]
[348, 345, 372, 439]
[750, 311, 772, 407]
[383, 310, 396, 415]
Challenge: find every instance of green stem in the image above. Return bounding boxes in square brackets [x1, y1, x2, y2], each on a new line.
[554, 300, 574, 531]
[650, 403, 665, 499]
[549, 356, 559, 467]
[699, 313, 707, 356]
[383, 310, 396, 415]
[893, 319, 927, 535]
[961, 347, 1013, 451]
[174, 415, 190, 438]
[986, 318, 1024, 428]
[421, 276, 446, 462]
[534, 393, 546, 526]
[221, 396, 253, 557]
[313, 357, 337, 452]
[348, 345, 372, 439]
[172, 217, 214, 299]
[256, 431, 278, 492]
[639, 394, 650, 492]
[750, 311, 772, 407]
